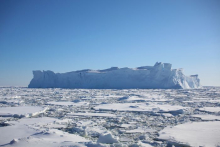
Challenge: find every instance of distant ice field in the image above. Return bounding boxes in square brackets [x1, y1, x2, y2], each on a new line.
[0, 87, 220, 147]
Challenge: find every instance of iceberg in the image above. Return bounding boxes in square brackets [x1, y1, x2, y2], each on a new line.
[28, 62, 201, 89]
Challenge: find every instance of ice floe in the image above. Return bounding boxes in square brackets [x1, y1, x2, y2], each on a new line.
[68, 112, 116, 117]
[198, 107, 220, 113]
[0, 117, 89, 146]
[158, 121, 220, 146]
[192, 114, 220, 120]
[47, 101, 87, 106]
[94, 103, 189, 114]
[1, 87, 220, 146]
[0, 106, 47, 117]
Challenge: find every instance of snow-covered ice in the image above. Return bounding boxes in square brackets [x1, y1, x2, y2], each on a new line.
[158, 121, 220, 146]
[97, 132, 119, 144]
[191, 114, 220, 120]
[47, 101, 87, 106]
[0, 117, 57, 145]
[198, 107, 220, 113]
[0, 106, 47, 117]
[68, 112, 116, 117]
[0, 117, 88, 146]
[124, 128, 156, 134]
[94, 103, 189, 114]
[0, 86, 220, 147]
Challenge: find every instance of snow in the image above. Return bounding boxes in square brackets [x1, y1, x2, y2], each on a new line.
[192, 114, 220, 120]
[0, 117, 11, 120]
[97, 132, 119, 144]
[68, 112, 116, 117]
[183, 98, 220, 104]
[158, 121, 220, 146]
[47, 101, 87, 106]
[198, 107, 220, 113]
[28, 62, 201, 89]
[161, 113, 174, 117]
[94, 103, 189, 114]
[0, 117, 56, 145]
[0, 123, 38, 145]
[124, 128, 156, 133]
[138, 141, 154, 147]
[3, 130, 89, 147]
[120, 124, 134, 128]
[1, 87, 220, 147]
[0, 117, 88, 146]
[0, 106, 47, 117]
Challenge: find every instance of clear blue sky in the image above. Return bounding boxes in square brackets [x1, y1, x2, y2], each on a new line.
[0, 0, 220, 86]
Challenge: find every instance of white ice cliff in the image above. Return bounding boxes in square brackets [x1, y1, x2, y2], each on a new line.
[28, 62, 201, 89]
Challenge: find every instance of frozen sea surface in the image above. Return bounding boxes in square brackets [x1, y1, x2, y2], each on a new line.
[0, 87, 220, 147]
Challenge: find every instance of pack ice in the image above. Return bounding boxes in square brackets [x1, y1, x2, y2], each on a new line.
[28, 62, 201, 89]
[1, 87, 220, 147]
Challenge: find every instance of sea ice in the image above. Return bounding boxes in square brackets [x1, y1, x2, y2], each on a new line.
[68, 112, 116, 117]
[192, 114, 220, 120]
[94, 103, 189, 114]
[1, 87, 220, 147]
[198, 107, 220, 113]
[0, 106, 47, 117]
[47, 101, 87, 106]
[0, 117, 89, 146]
[124, 128, 156, 134]
[158, 121, 220, 146]
[97, 132, 119, 144]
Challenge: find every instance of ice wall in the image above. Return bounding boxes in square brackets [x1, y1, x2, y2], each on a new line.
[28, 62, 202, 89]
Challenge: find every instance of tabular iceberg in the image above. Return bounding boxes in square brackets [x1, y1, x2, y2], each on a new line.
[28, 62, 201, 89]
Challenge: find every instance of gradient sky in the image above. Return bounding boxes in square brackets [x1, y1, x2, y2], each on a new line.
[0, 0, 220, 86]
